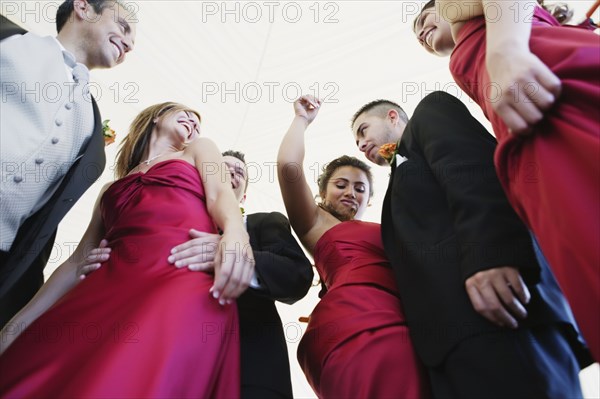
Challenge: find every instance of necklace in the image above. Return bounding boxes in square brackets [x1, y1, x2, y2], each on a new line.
[141, 153, 164, 165]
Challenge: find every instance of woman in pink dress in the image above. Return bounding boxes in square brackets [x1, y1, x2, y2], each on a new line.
[277, 95, 430, 398]
[0, 102, 254, 398]
[414, 0, 600, 361]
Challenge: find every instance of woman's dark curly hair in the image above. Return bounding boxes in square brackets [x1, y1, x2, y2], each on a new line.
[317, 155, 374, 199]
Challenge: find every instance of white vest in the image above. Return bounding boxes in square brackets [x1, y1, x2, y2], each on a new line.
[0, 33, 94, 251]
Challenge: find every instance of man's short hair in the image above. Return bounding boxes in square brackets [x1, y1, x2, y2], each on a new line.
[222, 150, 246, 165]
[351, 99, 409, 128]
[56, 0, 130, 32]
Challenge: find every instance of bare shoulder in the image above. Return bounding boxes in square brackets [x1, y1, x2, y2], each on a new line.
[299, 208, 340, 253]
[185, 138, 221, 162]
[185, 137, 217, 153]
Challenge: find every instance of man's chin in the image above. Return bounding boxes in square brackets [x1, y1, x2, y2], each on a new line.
[364, 153, 384, 167]
[376, 157, 388, 167]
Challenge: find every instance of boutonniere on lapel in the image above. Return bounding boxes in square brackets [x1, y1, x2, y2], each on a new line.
[379, 142, 408, 170]
[102, 120, 116, 146]
[378, 142, 398, 165]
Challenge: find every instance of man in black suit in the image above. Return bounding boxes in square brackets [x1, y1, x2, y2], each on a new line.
[0, 1, 136, 328]
[168, 150, 313, 398]
[351, 92, 589, 397]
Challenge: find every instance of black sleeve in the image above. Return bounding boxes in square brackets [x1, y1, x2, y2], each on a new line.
[249, 212, 314, 304]
[0, 15, 26, 40]
[410, 91, 539, 282]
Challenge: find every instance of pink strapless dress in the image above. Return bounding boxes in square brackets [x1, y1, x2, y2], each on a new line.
[297, 221, 430, 398]
[0, 160, 240, 398]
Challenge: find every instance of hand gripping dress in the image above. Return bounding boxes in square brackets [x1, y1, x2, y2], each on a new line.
[449, 6, 600, 360]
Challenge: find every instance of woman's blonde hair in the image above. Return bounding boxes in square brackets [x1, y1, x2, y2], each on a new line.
[115, 102, 201, 179]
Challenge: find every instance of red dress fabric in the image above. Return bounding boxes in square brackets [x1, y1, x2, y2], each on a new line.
[0, 159, 240, 398]
[450, 7, 600, 360]
[297, 221, 429, 399]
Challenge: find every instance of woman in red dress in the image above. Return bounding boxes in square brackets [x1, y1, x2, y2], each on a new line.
[0, 102, 254, 398]
[414, 0, 600, 361]
[277, 95, 430, 398]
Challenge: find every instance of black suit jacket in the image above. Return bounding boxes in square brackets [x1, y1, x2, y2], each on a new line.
[239, 212, 313, 398]
[381, 91, 584, 366]
[0, 15, 105, 326]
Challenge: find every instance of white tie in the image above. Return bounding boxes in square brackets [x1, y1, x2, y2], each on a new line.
[62, 50, 89, 84]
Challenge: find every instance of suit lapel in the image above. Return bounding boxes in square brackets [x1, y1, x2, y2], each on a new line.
[0, 15, 26, 40]
[0, 97, 105, 297]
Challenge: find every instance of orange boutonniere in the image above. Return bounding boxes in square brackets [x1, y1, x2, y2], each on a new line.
[102, 119, 116, 146]
[378, 142, 397, 164]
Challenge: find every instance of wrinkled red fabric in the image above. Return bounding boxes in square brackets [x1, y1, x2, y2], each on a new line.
[450, 7, 600, 360]
[0, 160, 240, 398]
[298, 221, 430, 398]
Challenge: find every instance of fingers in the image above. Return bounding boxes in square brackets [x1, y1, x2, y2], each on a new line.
[219, 247, 253, 302]
[78, 263, 102, 280]
[78, 245, 111, 279]
[168, 230, 219, 266]
[488, 51, 561, 135]
[494, 280, 527, 322]
[465, 267, 530, 329]
[168, 246, 217, 268]
[210, 239, 254, 305]
[496, 81, 544, 134]
[506, 269, 531, 305]
[495, 103, 532, 135]
[534, 59, 562, 101]
[298, 94, 321, 109]
[85, 247, 111, 264]
[210, 243, 225, 301]
[187, 262, 214, 272]
[170, 230, 217, 254]
[467, 281, 518, 328]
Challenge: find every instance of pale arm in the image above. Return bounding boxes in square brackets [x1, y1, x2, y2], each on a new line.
[276, 95, 322, 241]
[0, 184, 110, 354]
[438, 0, 561, 134]
[188, 138, 254, 302]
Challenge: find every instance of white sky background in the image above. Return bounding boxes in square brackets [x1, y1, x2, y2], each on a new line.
[3, 0, 598, 397]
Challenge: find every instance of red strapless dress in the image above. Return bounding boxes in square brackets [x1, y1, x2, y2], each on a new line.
[297, 221, 430, 398]
[450, 7, 600, 360]
[0, 160, 240, 398]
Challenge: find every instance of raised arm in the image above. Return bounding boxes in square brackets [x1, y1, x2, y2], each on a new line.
[277, 95, 323, 245]
[0, 184, 110, 354]
[188, 138, 254, 303]
[438, 0, 561, 134]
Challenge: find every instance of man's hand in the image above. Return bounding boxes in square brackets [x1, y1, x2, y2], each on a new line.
[170, 229, 254, 304]
[465, 266, 531, 328]
[486, 47, 561, 135]
[76, 239, 111, 280]
[168, 229, 220, 271]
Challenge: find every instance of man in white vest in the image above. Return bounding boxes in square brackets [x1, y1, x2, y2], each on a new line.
[0, 0, 136, 327]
